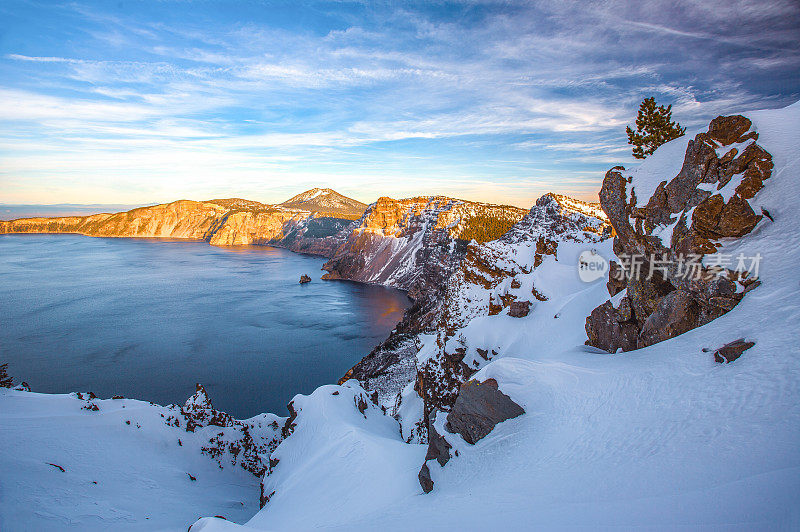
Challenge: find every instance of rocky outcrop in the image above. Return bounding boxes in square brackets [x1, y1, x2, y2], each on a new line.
[410, 194, 609, 427]
[418, 378, 524, 492]
[329, 196, 528, 409]
[338, 194, 608, 445]
[586, 114, 772, 352]
[174, 384, 283, 478]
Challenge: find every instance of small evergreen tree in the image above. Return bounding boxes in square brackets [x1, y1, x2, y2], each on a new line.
[0, 363, 12, 388]
[626, 97, 686, 159]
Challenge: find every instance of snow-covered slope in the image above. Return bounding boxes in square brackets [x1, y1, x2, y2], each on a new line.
[191, 102, 800, 530]
[0, 386, 283, 531]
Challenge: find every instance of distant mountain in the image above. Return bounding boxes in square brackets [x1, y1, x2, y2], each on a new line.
[280, 188, 367, 220]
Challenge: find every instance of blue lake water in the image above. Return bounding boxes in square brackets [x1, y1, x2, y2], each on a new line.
[0, 234, 410, 418]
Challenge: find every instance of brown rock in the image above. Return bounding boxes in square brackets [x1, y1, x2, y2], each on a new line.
[713, 339, 755, 363]
[445, 378, 524, 445]
[585, 300, 640, 353]
[586, 113, 772, 351]
[508, 300, 532, 318]
[707, 115, 752, 146]
[637, 290, 699, 348]
[418, 463, 434, 493]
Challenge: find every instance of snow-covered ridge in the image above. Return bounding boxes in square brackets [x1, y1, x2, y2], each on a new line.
[0, 385, 284, 530]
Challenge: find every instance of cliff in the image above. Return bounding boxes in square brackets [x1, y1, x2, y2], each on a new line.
[0, 190, 365, 259]
[322, 196, 527, 328]
[339, 193, 611, 430]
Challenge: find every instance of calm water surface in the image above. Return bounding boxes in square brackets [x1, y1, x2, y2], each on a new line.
[0, 234, 410, 417]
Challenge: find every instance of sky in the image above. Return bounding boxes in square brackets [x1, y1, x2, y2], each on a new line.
[0, 0, 798, 208]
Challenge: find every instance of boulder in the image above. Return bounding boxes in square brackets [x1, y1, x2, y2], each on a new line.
[585, 300, 639, 353]
[445, 378, 524, 445]
[713, 339, 755, 363]
[418, 463, 434, 493]
[508, 300, 532, 318]
[424, 414, 452, 467]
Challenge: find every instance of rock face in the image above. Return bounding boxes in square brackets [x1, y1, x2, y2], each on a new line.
[0, 190, 365, 259]
[586, 115, 772, 352]
[323, 195, 527, 302]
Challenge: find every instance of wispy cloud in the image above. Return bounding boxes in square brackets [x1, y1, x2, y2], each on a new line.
[0, 0, 798, 206]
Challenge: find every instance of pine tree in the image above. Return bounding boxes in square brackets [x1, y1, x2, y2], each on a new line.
[0, 363, 12, 388]
[626, 97, 686, 159]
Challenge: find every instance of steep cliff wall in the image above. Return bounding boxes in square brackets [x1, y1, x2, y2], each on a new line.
[0, 194, 362, 259]
[337, 193, 609, 420]
[0, 200, 228, 240]
[322, 196, 527, 330]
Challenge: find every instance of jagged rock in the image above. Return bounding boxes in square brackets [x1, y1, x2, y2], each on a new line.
[713, 339, 755, 363]
[299, 274, 311, 284]
[586, 114, 772, 352]
[585, 300, 639, 353]
[508, 300, 531, 318]
[445, 378, 524, 445]
[355, 394, 368, 417]
[424, 414, 452, 467]
[184, 383, 213, 410]
[418, 463, 434, 493]
[282, 401, 298, 439]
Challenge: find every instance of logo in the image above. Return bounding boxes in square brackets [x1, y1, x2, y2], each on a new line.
[578, 249, 608, 283]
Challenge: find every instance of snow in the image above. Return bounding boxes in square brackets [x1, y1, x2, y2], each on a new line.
[192, 101, 800, 531]
[248, 382, 426, 530]
[0, 391, 262, 531]
[626, 133, 694, 207]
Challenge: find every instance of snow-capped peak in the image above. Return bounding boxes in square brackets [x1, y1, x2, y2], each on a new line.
[280, 188, 367, 219]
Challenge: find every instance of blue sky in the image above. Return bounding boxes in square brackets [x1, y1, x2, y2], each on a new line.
[0, 0, 798, 207]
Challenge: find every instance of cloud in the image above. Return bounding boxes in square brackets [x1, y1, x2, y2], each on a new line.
[0, 0, 798, 205]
